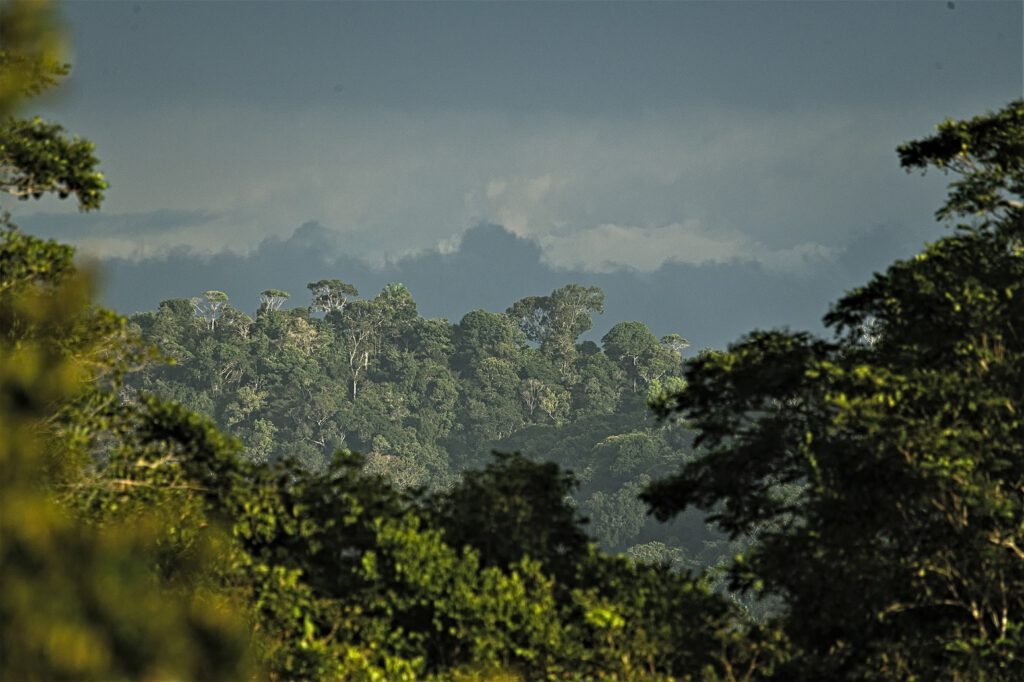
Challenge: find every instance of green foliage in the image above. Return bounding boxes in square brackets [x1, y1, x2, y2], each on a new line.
[0, 17, 246, 678]
[0, 272, 253, 681]
[0, 223, 73, 294]
[431, 452, 590, 585]
[0, 3, 106, 214]
[307, 278, 359, 313]
[259, 288, 290, 312]
[0, 116, 106, 210]
[898, 102, 1024, 223]
[22, 8, 1022, 679]
[645, 100, 1024, 679]
[602, 322, 685, 394]
[131, 279, 692, 555]
[453, 308, 526, 372]
[507, 284, 605, 381]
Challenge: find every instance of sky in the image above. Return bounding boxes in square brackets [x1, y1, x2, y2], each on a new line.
[11, 0, 1024, 348]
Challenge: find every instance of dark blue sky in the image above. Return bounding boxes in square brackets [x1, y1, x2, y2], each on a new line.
[12, 1, 1024, 346]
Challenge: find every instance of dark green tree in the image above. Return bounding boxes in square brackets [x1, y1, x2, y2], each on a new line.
[431, 452, 590, 585]
[452, 308, 526, 373]
[644, 100, 1024, 680]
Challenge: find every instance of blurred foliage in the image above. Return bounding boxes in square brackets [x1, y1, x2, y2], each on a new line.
[0, 270, 253, 680]
[0, 0, 66, 114]
[1, 115, 106, 210]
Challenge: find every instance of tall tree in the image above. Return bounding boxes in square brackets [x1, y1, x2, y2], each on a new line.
[190, 290, 229, 331]
[507, 284, 604, 381]
[259, 288, 290, 312]
[603, 321, 683, 393]
[307, 278, 358, 314]
[329, 284, 414, 399]
[452, 308, 525, 373]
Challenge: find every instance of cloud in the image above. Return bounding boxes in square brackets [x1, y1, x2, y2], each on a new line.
[16, 209, 221, 239]
[97, 220, 940, 350]
[540, 221, 764, 272]
[465, 173, 572, 239]
[15, 101, 954, 274]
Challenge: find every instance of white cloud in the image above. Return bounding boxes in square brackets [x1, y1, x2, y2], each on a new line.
[539, 221, 834, 273]
[16, 101, 949, 272]
[485, 179, 506, 200]
[542, 221, 743, 271]
[466, 173, 572, 239]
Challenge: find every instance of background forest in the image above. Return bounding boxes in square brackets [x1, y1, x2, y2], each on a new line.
[127, 280, 723, 565]
[3, 2, 1024, 680]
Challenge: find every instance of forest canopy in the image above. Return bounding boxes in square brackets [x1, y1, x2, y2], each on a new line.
[3, 1, 1024, 679]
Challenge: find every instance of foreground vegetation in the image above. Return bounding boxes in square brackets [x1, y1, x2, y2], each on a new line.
[3, 2, 1023, 678]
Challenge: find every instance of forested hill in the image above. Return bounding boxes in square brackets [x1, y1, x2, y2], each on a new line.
[128, 282, 721, 559]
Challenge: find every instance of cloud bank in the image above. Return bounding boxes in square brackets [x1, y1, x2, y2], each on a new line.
[95, 220, 939, 351]
[13, 104, 952, 275]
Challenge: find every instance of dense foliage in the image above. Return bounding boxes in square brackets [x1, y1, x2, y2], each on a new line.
[645, 100, 1024, 679]
[125, 277, 714, 560]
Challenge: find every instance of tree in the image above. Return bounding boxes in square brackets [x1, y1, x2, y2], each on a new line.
[580, 478, 648, 550]
[190, 289, 229, 331]
[602, 321, 657, 392]
[375, 281, 418, 349]
[1, 4, 773, 680]
[506, 284, 604, 380]
[332, 297, 384, 399]
[519, 377, 545, 417]
[259, 288, 290, 312]
[898, 101, 1024, 222]
[660, 333, 690, 354]
[0, 0, 65, 113]
[644, 101, 1024, 679]
[324, 283, 418, 399]
[452, 308, 525, 373]
[459, 356, 525, 444]
[431, 452, 590, 585]
[0, 300, 253, 680]
[1, 116, 106, 209]
[0, 223, 73, 294]
[0, 2, 103, 294]
[307, 278, 358, 314]
[0, 2, 105, 213]
[603, 321, 683, 392]
[573, 351, 625, 416]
